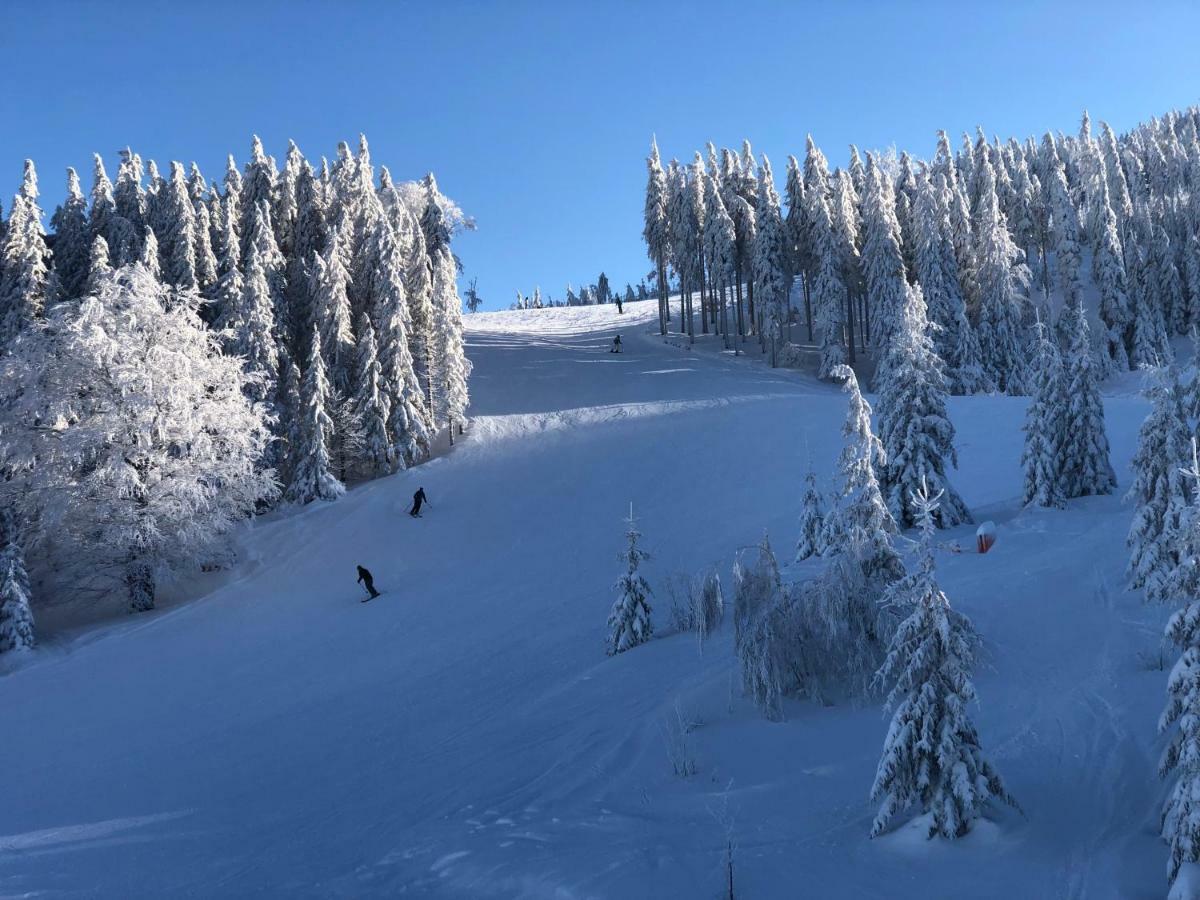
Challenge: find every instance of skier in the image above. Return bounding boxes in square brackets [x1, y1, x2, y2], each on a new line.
[610, 335, 622, 354]
[409, 487, 428, 518]
[356, 564, 380, 599]
[616, 294, 624, 314]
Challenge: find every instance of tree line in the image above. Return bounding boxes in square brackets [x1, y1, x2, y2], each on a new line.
[0, 135, 472, 636]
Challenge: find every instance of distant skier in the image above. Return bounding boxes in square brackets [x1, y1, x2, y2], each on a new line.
[357, 564, 380, 599]
[409, 487, 428, 518]
[610, 335, 622, 353]
[615, 295, 623, 314]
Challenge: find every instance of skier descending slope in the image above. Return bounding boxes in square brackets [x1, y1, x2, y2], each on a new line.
[356, 565, 381, 601]
[409, 487, 428, 518]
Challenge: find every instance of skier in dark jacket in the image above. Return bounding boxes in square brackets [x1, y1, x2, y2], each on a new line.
[409, 487, 428, 517]
[357, 565, 380, 599]
[610, 335, 622, 353]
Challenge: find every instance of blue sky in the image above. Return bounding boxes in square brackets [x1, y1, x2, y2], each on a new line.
[2, 0, 1199, 310]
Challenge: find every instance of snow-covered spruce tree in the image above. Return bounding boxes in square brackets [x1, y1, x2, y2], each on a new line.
[1047, 148, 1086, 331]
[0, 264, 277, 611]
[88, 154, 121, 261]
[1091, 177, 1132, 371]
[607, 504, 653, 656]
[807, 174, 847, 377]
[309, 230, 355, 396]
[48, 167, 90, 301]
[1126, 368, 1192, 601]
[860, 166, 908, 373]
[113, 149, 146, 257]
[0, 553, 34, 654]
[1151, 212, 1188, 336]
[364, 219, 430, 467]
[0, 515, 34, 653]
[1129, 240, 1173, 369]
[247, 200, 287, 346]
[85, 235, 112, 294]
[286, 326, 344, 505]
[643, 138, 671, 335]
[288, 159, 327, 340]
[210, 194, 243, 328]
[228, 239, 280, 404]
[703, 172, 737, 348]
[830, 169, 863, 362]
[734, 533, 787, 718]
[239, 136, 278, 262]
[420, 176, 472, 440]
[138, 227, 161, 282]
[913, 171, 987, 394]
[870, 482, 1017, 839]
[157, 161, 198, 293]
[875, 286, 972, 529]
[192, 200, 218, 293]
[1021, 316, 1067, 508]
[796, 465, 827, 561]
[1160, 441, 1200, 893]
[1059, 301, 1117, 498]
[753, 156, 787, 363]
[823, 366, 904, 582]
[0, 160, 49, 342]
[351, 313, 394, 477]
[973, 155, 1030, 394]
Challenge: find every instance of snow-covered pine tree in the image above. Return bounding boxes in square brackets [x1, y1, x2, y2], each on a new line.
[860, 166, 908, 373]
[192, 200, 218, 293]
[286, 326, 344, 504]
[0, 160, 49, 342]
[1021, 316, 1067, 508]
[1160, 440, 1200, 893]
[807, 174, 847, 377]
[830, 169, 863, 362]
[870, 481, 1016, 839]
[229, 238, 280, 404]
[1047, 145, 1087, 336]
[48, 167, 90, 300]
[1060, 301, 1117, 498]
[753, 156, 787, 363]
[823, 366, 903, 582]
[974, 154, 1030, 394]
[913, 170, 986, 394]
[85, 235, 112, 294]
[428, 240, 472, 439]
[644, 138, 671, 335]
[1129, 239, 1173, 369]
[351, 313, 394, 477]
[309, 231, 355, 396]
[0, 516, 34, 653]
[158, 162, 198, 293]
[239, 136, 278, 262]
[1126, 367, 1192, 601]
[89, 154, 122, 261]
[0, 263, 277, 611]
[796, 464, 827, 561]
[288, 159, 327, 340]
[1091, 176, 1132, 371]
[138, 227, 161, 282]
[1152, 212, 1188, 336]
[113, 149, 146, 257]
[607, 503, 653, 656]
[362, 219, 430, 467]
[875, 286, 972, 529]
[0, 542, 34, 657]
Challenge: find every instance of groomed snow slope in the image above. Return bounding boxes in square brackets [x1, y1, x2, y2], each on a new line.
[0, 298, 1172, 898]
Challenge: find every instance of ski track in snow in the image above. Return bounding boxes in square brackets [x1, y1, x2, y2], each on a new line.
[0, 298, 1172, 897]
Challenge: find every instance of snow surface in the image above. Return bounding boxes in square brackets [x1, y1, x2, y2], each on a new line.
[0, 298, 1173, 897]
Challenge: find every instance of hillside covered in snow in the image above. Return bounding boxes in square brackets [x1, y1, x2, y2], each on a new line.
[0, 297, 1177, 898]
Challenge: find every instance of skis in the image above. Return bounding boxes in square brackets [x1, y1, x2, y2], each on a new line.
[360, 592, 384, 603]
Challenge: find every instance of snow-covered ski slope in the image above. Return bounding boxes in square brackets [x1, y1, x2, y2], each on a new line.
[0, 299, 1172, 898]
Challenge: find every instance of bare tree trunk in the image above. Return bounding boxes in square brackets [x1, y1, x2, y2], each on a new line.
[845, 288, 857, 365]
[803, 271, 813, 341]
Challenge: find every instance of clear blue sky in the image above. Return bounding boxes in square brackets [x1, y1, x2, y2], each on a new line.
[2, 0, 1198, 310]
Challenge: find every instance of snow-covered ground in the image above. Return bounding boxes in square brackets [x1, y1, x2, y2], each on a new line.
[0, 298, 1172, 898]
